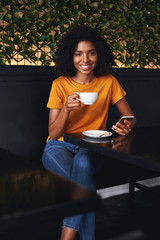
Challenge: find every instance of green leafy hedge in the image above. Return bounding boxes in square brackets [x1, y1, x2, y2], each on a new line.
[0, 0, 160, 67]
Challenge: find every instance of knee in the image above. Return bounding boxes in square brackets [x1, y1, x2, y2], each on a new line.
[74, 155, 93, 172]
[42, 141, 62, 166]
[42, 143, 59, 170]
[42, 149, 53, 170]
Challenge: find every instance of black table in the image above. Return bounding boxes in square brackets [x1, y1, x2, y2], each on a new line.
[63, 127, 160, 240]
[64, 126, 160, 174]
[0, 149, 101, 239]
[64, 126, 160, 206]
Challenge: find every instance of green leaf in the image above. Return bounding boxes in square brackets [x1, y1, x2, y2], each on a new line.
[0, 0, 159, 67]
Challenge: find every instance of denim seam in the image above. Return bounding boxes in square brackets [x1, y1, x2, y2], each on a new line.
[44, 150, 70, 179]
[71, 155, 76, 183]
[62, 223, 79, 231]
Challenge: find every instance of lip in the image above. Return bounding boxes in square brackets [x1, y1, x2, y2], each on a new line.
[80, 64, 92, 70]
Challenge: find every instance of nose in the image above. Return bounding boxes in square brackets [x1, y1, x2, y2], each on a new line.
[82, 53, 89, 62]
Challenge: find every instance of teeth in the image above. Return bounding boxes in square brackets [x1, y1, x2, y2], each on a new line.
[81, 65, 90, 70]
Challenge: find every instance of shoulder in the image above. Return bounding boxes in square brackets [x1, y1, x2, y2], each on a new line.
[96, 74, 118, 84]
[53, 76, 67, 84]
[52, 76, 70, 87]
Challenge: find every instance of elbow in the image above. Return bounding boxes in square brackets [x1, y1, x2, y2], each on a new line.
[49, 131, 58, 141]
[48, 126, 57, 140]
[48, 126, 62, 140]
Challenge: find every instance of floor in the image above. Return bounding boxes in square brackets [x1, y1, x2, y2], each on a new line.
[95, 185, 160, 240]
[48, 185, 160, 240]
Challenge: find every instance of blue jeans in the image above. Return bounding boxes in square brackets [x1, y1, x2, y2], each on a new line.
[42, 139, 103, 240]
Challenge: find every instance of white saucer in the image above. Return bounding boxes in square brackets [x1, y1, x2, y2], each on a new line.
[82, 130, 112, 138]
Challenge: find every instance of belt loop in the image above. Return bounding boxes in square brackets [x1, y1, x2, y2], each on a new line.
[75, 146, 80, 153]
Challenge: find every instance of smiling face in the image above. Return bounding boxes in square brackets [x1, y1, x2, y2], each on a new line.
[73, 41, 98, 79]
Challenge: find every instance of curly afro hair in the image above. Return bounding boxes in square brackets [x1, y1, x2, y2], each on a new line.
[55, 25, 114, 77]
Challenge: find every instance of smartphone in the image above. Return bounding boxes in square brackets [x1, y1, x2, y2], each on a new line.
[118, 116, 134, 124]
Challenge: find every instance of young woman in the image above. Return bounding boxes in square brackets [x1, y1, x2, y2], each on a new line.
[42, 25, 136, 240]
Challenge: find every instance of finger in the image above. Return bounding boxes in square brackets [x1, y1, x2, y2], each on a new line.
[73, 92, 80, 98]
[123, 119, 132, 126]
[68, 100, 80, 105]
[113, 142, 123, 148]
[116, 121, 131, 132]
[67, 106, 81, 111]
[116, 122, 125, 129]
[74, 91, 80, 95]
[68, 96, 81, 103]
[112, 125, 128, 135]
[68, 93, 79, 101]
[116, 120, 131, 129]
[112, 125, 124, 135]
[68, 102, 81, 108]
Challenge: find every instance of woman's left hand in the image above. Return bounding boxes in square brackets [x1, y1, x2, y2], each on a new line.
[112, 119, 132, 135]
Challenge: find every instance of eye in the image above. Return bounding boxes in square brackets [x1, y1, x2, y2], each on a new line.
[74, 52, 81, 56]
[89, 51, 96, 56]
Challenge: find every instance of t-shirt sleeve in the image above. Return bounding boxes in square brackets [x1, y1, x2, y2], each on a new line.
[47, 81, 63, 109]
[110, 75, 126, 105]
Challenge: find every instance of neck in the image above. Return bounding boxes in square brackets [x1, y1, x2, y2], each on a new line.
[72, 73, 95, 85]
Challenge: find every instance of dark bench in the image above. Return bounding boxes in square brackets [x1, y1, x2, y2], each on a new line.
[0, 65, 54, 163]
[0, 66, 160, 238]
[0, 66, 160, 186]
[96, 68, 160, 189]
[0, 65, 101, 239]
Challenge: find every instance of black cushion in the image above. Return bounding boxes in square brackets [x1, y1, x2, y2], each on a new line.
[108, 68, 160, 129]
[0, 66, 56, 161]
[0, 66, 159, 163]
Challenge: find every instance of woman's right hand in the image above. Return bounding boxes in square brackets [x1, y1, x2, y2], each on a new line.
[49, 92, 81, 140]
[64, 92, 81, 112]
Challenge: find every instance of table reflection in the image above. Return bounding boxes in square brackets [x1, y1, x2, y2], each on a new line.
[64, 126, 160, 172]
[0, 168, 100, 218]
[83, 130, 135, 154]
[111, 130, 135, 153]
[0, 169, 56, 216]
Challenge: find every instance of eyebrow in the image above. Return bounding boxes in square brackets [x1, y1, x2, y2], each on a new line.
[75, 49, 96, 52]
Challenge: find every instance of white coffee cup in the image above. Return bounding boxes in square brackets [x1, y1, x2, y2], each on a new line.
[77, 92, 98, 105]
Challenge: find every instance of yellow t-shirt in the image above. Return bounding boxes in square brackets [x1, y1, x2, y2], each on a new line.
[47, 74, 126, 141]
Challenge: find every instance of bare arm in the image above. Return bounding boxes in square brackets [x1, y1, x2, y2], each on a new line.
[48, 92, 81, 140]
[112, 97, 136, 135]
